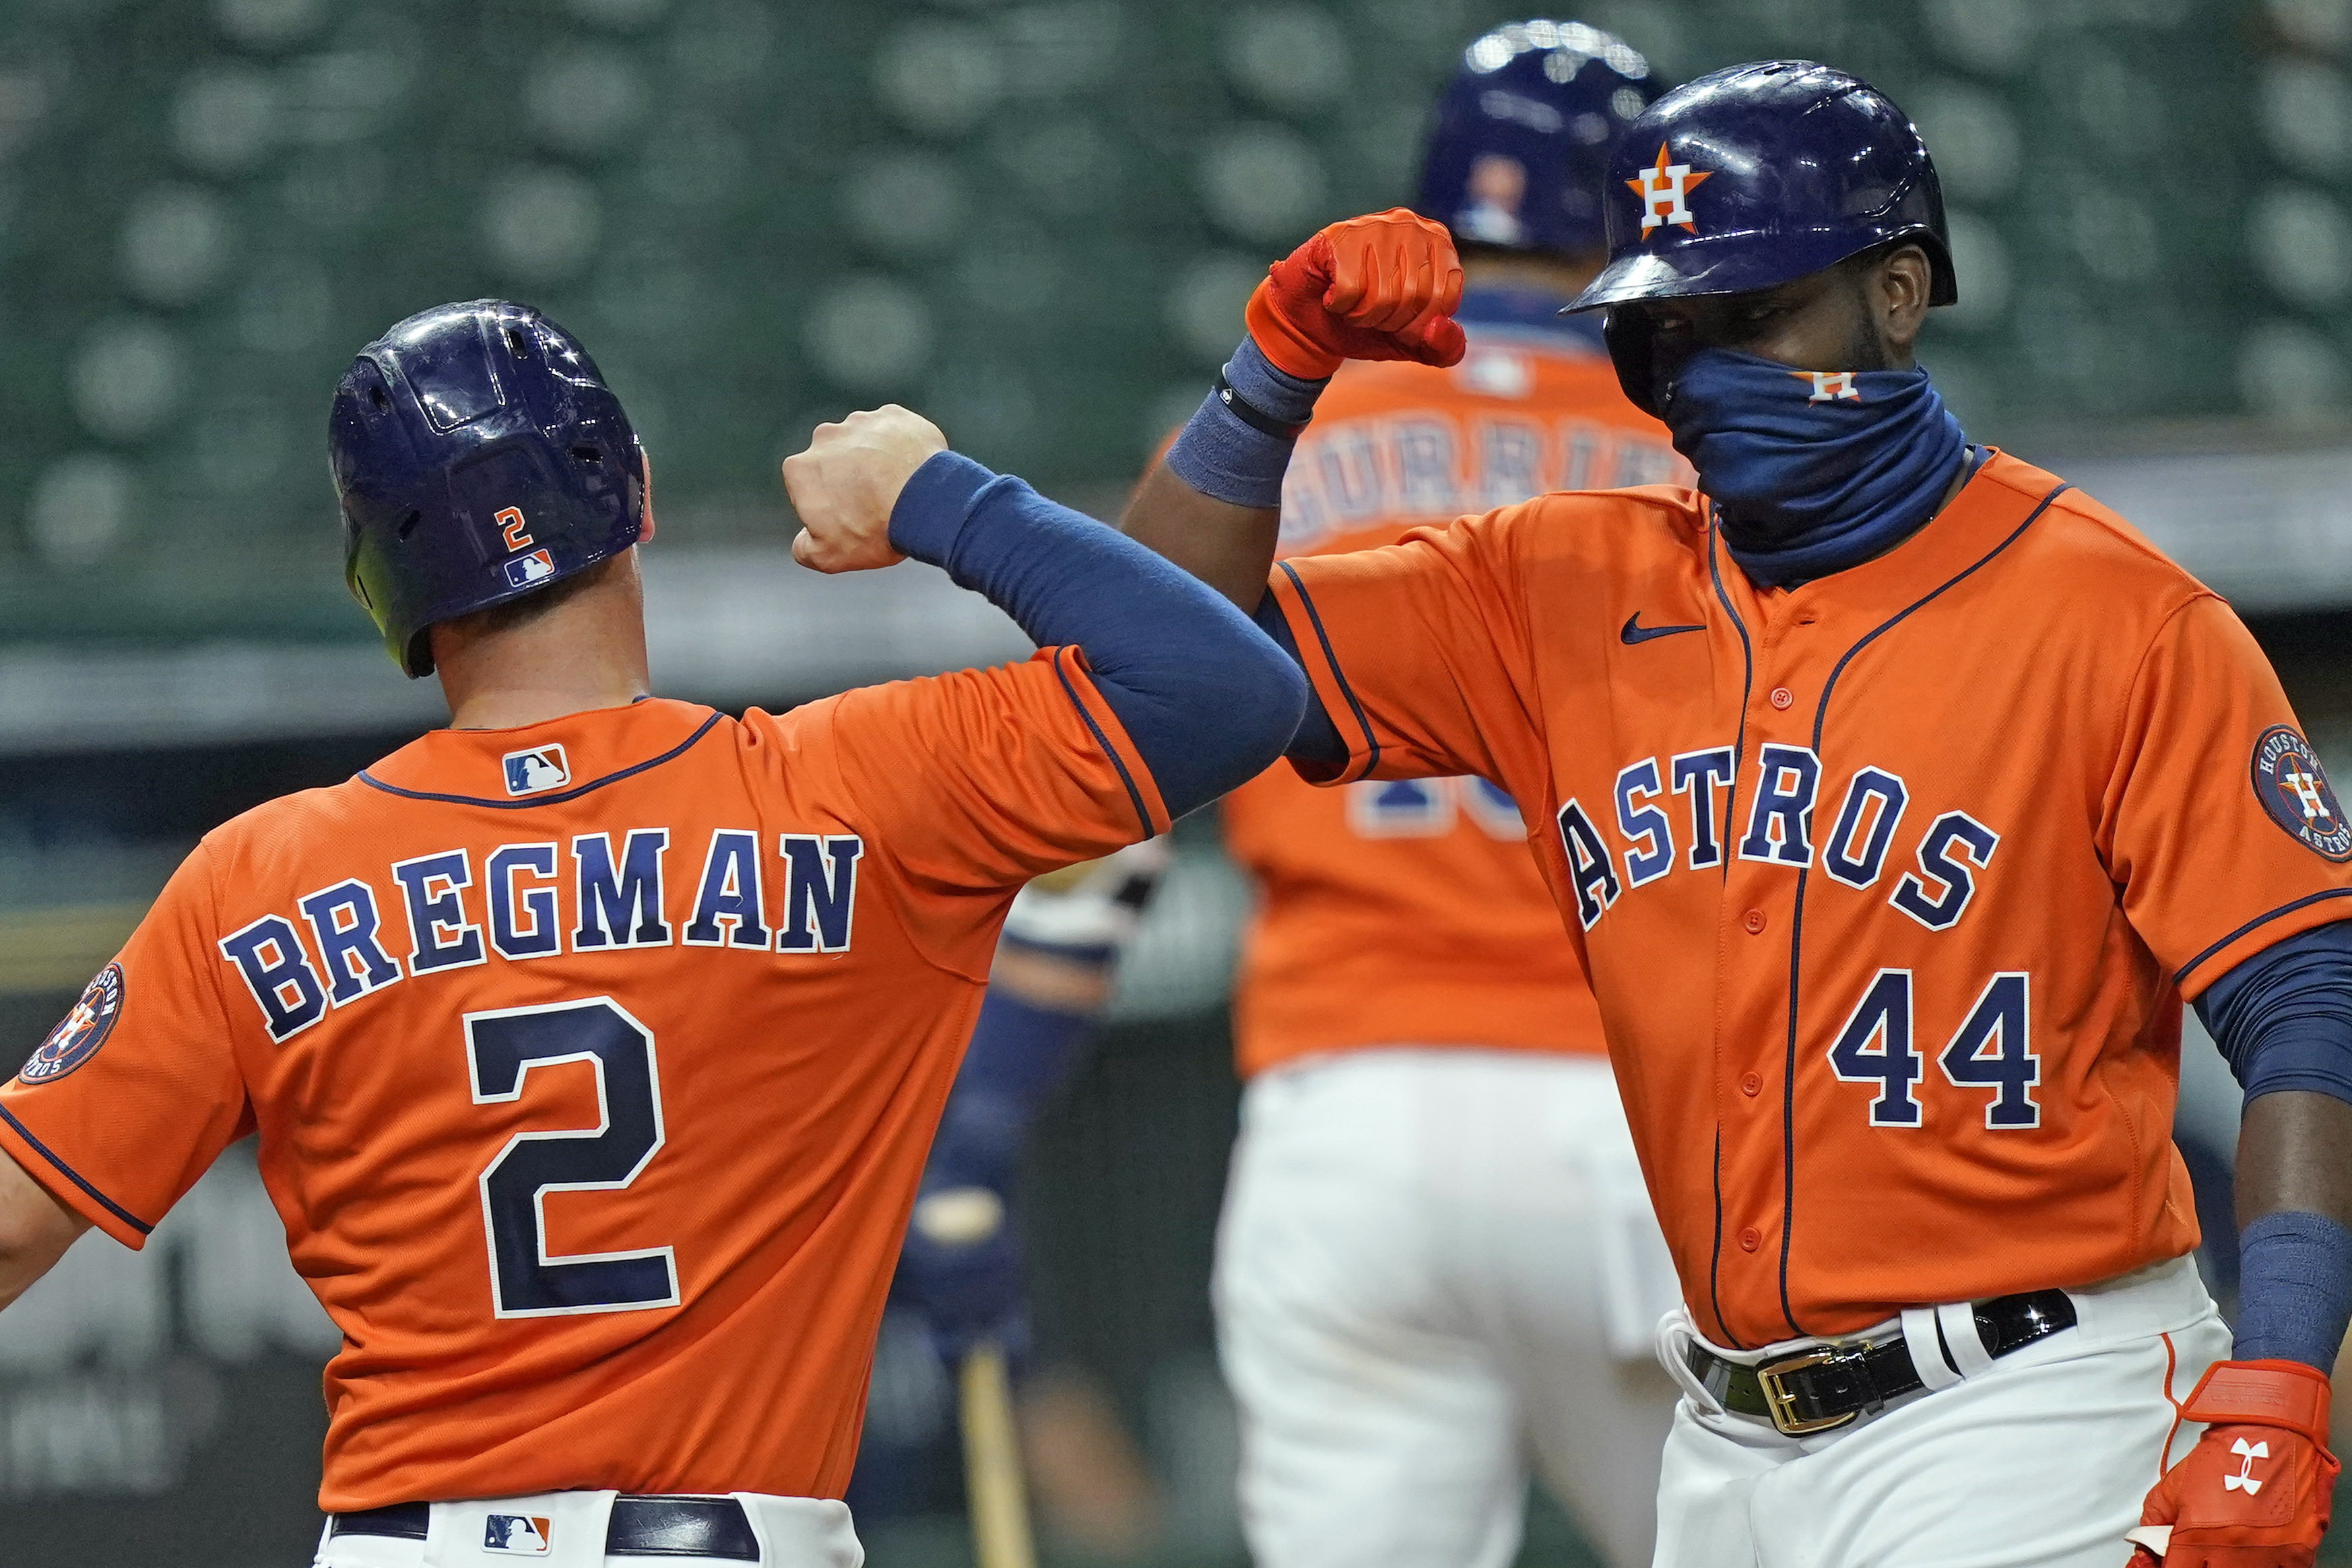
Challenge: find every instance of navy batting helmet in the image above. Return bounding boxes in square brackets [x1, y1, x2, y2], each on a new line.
[329, 300, 645, 678]
[1415, 20, 1662, 257]
[1567, 60, 1955, 314]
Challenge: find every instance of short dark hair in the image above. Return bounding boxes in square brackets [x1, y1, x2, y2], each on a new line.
[434, 553, 620, 642]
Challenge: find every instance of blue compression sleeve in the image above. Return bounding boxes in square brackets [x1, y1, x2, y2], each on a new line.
[1251, 591, 1345, 768]
[890, 452, 1306, 818]
[2233, 1211, 2352, 1370]
[2194, 919, 2352, 1103]
[2194, 919, 2352, 1367]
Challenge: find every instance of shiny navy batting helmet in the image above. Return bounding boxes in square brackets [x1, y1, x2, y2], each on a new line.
[1416, 20, 1662, 257]
[1568, 60, 1955, 313]
[1564, 61, 1956, 414]
[329, 300, 644, 678]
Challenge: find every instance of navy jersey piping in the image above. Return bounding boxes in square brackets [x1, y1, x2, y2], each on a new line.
[1704, 525, 1752, 1345]
[1708, 1126, 1739, 1347]
[1773, 480, 2070, 1338]
[1705, 527, 1754, 874]
[357, 713, 725, 808]
[2176, 888, 2352, 989]
[1278, 561, 1381, 777]
[1050, 650, 1156, 840]
[0, 1104, 154, 1235]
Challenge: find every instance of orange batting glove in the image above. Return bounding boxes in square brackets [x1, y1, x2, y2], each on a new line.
[2129, 1360, 2338, 1567]
[1244, 209, 1466, 381]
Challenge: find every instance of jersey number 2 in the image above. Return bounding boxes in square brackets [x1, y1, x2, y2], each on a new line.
[467, 998, 680, 1318]
[1828, 969, 2038, 1130]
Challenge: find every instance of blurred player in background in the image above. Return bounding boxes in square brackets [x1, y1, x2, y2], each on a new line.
[891, 24, 1686, 1567]
[0, 302, 1309, 1566]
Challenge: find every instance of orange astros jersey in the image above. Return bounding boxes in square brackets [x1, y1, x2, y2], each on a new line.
[0, 666, 1165, 1511]
[1264, 449, 2352, 1348]
[1225, 299, 1691, 1076]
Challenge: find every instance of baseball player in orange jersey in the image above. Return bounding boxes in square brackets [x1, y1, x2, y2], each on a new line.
[0, 300, 1307, 1565]
[892, 25, 1689, 1567]
[1118, 63, 2352, 1568]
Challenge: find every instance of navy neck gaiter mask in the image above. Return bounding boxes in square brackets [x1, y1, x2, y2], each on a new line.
[1658, 348, 1969, 589]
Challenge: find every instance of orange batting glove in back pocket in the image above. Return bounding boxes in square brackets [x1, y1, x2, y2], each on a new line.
[1245, 209, 1468, 381]
[2130, 1360, 2338, 1567]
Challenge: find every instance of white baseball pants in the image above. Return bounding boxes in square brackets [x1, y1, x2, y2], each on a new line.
[1653, 1253, 2230, 1567]
[1213, 1049, 1681, 1568]
[311, 1491, 861, 1567]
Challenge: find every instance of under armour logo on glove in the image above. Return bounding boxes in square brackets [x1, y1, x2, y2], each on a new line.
[2223, 1439, 2270, 1496]
[2130, 1360, 2337, 1567]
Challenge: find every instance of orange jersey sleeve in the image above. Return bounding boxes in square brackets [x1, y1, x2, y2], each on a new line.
[779, 649, 1169, 977]
[1268, 514, 1540, 789]
[0, 842, 255, 1247]
[2102, 592, 2352, 993]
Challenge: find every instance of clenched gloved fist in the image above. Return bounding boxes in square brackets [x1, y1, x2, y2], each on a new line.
[2130, 1360, 2338, 1567]
[1245, 209, 1467, 381]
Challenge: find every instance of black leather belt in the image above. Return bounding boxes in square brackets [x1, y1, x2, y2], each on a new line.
[331, 1495, 760, 1559]
[1686, 1288, 2077, 1437]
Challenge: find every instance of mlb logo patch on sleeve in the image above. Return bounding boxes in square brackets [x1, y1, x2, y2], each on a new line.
[483, 1514, 553, 1555]
[502, 548, 556, 589]
[503, 745, 571, 797]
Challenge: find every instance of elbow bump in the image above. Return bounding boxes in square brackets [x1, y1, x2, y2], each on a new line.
[1235, 639, 1309, 763]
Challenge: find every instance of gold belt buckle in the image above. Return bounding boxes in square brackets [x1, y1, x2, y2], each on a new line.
[1755, 1346, 1864, 1437]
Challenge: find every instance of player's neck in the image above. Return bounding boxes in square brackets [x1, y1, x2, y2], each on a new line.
[432, 566, 655, 731]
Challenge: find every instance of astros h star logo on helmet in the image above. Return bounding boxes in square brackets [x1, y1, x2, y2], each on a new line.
[1628, 143, 1710, 235]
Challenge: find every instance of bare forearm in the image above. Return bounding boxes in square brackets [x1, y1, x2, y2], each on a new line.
[0, 1151, 88, 1312]
[2237, 1090, 2352, 1228]
[1118, 461, 1279, 612]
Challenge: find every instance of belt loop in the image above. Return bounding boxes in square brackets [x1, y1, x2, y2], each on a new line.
[1901, 1306, 1962, 1391]
[727, 1491, 773, 1565]
[1936, 1299, 1995, 1378]
[1654, 1306, 1725, 1414]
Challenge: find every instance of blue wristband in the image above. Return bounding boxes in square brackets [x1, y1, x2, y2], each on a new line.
[1163, 337, 1329, 511]
[2234, 1209, 2352, 1371]
[1223, 335, 1326, 425]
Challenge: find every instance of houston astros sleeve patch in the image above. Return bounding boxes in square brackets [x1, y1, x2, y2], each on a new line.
[2252, 726, 2352, 862]
[19, 963, 125, 1085]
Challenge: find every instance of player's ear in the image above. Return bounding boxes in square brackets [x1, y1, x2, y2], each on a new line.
[636, 445, 657, 544]
[1872, 244, 1933, 362]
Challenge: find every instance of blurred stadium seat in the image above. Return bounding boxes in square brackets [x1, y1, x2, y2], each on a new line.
[1, 0, 2347, 653]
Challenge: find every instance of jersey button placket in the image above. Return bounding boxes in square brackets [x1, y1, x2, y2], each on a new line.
[1723, 619, 1809, 1310]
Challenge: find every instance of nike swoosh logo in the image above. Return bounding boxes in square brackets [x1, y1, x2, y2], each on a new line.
[1621, 612, 1706, 645]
